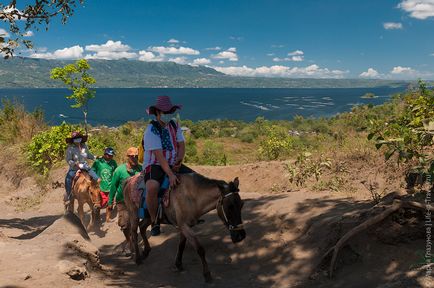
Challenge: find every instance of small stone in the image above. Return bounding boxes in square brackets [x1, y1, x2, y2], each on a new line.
[24, 274, 31, 280]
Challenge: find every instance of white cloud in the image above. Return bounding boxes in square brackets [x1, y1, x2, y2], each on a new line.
[148, 46, 199, 55]
[168, 56, 188, 64]
[273, 50, 305, 62]
[213, 64, 347, 78]
[23, 30, 33, 37]
[192, 58, 211, 65]
[85, 51, 136, 60]
[288, 50, 304, 56]
[0, 28, 9, 37]
[271, 44, 285, 48]
[359, 68, 380, 78]
[391, 66, 415, 74]
[138, 51, 164, 62]
[212, 47, 238, 61]
[205, 46, 221, 51]
[229, 36, 243, 41]
[398, 0, 434, 19]
[30, 45, 84, 59]
[383, 22, 403, 30]
[167, 38, 179, 44]
[2, 6, 25, 20]
[85, 40, 131, 52]
[84, 40, 136, 60]
[267, 53, 275, 56]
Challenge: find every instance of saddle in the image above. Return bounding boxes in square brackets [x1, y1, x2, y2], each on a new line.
[135, 175, 171, 220]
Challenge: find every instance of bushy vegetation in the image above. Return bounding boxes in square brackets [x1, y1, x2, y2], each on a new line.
[26, 123, 77, 175]
[2, 83, 431, 196]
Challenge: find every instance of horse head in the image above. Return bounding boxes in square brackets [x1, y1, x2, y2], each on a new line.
[89, 179, 102, 210]
[217, 177, 246, 243]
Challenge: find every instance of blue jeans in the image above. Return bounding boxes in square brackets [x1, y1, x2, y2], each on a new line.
[64, 168, 100, 201]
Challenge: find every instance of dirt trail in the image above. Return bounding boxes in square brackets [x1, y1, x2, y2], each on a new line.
[0, 163, 430, 288]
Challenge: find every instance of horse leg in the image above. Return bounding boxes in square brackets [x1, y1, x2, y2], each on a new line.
[105, 207, 111, 223]
[180, 224, 211, 282]
[78, 202, 86, 229]
[139, 219, 152, 259]
[129, 212, 142, 265]
[175, 232, 187, 271]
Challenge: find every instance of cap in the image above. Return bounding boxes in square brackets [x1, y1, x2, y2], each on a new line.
[126, 147, 139, 156]
[104, 147, 115, 156]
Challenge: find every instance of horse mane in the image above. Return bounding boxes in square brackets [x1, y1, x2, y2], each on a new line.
[190, 173, 227, 190]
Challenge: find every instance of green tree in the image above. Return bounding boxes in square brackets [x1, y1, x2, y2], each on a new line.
[368, 80, 434, 175]
[50, 59, 96, 133]
[0, 0, 84, 58]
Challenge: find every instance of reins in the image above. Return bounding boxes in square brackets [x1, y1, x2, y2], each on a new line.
[216, 192, 244, 231]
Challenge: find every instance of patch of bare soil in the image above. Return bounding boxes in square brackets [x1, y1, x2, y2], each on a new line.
[0, 162, 431, 288]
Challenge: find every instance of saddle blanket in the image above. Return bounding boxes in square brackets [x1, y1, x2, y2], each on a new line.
[129, 174, 171, 219]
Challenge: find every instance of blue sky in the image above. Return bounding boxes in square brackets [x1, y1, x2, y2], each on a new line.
[4, 0, 434, 79]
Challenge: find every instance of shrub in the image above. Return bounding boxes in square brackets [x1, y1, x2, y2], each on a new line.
[199, 140, 227, 165]
[87, 129, 117, 156]
[258, 125, 293, 160]
[184, 135, 199, 163]
[26, 123, 77, 175]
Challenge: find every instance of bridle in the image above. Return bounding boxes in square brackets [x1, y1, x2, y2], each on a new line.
[216, 192, 244, 231]
[75, 171, 101, 208]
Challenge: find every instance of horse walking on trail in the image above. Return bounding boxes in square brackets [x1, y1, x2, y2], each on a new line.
[123, 173, 246, 282]
[67, 170, 107, 231]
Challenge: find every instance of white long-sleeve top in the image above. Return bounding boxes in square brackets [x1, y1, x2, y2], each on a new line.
[65, 144, 96, 170]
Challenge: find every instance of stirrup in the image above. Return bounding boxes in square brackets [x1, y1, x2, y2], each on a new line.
[150, 223, 161, 236]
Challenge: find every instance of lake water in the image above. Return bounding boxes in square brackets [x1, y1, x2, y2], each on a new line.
[0, 87, 405, 126]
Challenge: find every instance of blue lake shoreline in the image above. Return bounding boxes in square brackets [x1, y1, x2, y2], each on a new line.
[0, 87, 405, 126]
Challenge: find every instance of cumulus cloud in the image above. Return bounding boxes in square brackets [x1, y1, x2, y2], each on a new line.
[212, 47, 238, 61]
[192, 58, 211, 65]
[0, 28, 9, 37]
[30, 45, 84, 59]
[288, 50, 304, 56]
[359, 68, 380, 78]
[273, 50, 304, 62]
[213, 64, 347, 78]
[383, 22, 403, 30]
[168, 56, 188, 64]
[84, 40, 137, 60]
[23, 30, 33, 37]
[138, 51, 164, 62]
[148, 46, 199, 55]
[398, 0, 434, 19]
[85, 40, 131, 52]
[205, 46, 221, 51]
[390, 66, 416, 74]
[167, 38, 179, 44]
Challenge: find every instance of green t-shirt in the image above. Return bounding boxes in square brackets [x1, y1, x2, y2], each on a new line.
[92, 158, 118, 192]
[108, 163, 142, 205]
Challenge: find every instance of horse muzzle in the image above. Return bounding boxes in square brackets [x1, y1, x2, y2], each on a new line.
[230, 228, 246, 243]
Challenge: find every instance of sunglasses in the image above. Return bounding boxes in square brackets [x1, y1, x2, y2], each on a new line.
[128, 155, 138, 158]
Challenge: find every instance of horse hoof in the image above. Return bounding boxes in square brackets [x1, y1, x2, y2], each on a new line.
[175, 263, 183, 272]
[142, 249, 151, 260]
[204, 272, 212, 283]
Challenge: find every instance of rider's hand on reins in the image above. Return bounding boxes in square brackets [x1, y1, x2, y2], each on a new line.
[168, 172, 179, 188]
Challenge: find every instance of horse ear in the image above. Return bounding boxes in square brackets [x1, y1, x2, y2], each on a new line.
[233, 177, 239, 190]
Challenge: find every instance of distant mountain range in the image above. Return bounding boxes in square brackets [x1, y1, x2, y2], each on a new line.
[0, 57, 409, 89]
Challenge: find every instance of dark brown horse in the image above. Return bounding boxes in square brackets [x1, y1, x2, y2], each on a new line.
[123, 172, 246, 282]
[67, 170, 105, 231]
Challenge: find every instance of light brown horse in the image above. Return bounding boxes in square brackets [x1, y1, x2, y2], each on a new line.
[123, 172, 246, 282]
[67, 170, 106, 231]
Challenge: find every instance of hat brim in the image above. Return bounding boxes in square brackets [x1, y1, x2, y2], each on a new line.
[147, 105, 182, 115]
[66, 135, 88, 144]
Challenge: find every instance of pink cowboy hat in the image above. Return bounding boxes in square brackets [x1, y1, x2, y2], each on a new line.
[146, 96, 182, 115]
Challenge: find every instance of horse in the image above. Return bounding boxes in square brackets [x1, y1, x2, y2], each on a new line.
[67, 170, 108, 231]
[123, 172, 246, 282]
